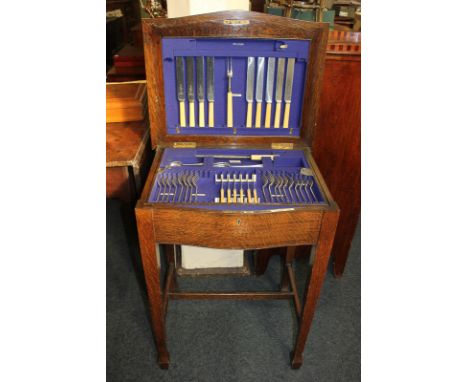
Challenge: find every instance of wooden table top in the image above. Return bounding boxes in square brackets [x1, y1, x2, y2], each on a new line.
[106, 119, 149, 168]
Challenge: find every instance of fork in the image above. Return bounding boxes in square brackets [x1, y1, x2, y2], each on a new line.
[227, 57, 233, 127]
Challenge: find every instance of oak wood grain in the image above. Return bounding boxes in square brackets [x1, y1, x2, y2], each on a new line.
[291, 210, 339, 368]
[149, 208, 323, 249]
[135, 209, 170, 369]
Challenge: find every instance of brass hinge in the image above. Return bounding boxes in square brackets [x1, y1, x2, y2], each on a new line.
[173, 142, 196, 148]
[271, 142, 294, 150]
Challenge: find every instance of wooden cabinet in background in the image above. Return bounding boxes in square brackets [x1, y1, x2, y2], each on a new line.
[106, 82, 147, 123]
[256, 31, 360, 278]
[313, 30, 361, 277]
[106, 119, 152, 204]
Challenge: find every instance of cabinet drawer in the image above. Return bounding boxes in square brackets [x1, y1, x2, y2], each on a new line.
[151, 208, 323, 249]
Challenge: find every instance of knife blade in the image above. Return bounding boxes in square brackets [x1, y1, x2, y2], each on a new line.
[186, 57, 195, 127]
[206, 57, 214, 127]
[264, 57, 276, 128]
[255, 57, 265, 128]
[274, 58, 285, 128]
[245, 57, 255, 128]
[283, 58, 295, 128]
[196, 56, 205, 127]
[175, 57, 186, 127]
[195, 154, 279, 160]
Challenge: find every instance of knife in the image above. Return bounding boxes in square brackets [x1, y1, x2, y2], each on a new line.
[206, 57, 215, 127]
[283, 58, 295, 128]
[186, 57, 195, 127]
[245, 57, 255, 128]
[196, 56, 205, 127]
[255, 57, 265, 128]
[264, 57, 276, 128]
[195, 154, 278, 161]
[176, 57, 186, 127]
[274, 58, 286, 128]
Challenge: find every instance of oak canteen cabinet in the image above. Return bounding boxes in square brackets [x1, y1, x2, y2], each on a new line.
[135, 10, 339, 369]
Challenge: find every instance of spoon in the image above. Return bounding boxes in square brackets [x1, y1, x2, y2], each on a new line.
[165, 160, 262, 168]
[213, 162, 263, 168]
[166, 161, 203, 168]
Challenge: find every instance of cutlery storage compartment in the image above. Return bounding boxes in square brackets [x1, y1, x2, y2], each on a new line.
[148, 147, 327, 209]
[161, 38, 310, 135]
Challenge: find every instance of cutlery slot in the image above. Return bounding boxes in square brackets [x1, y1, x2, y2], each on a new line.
[162, 38, 310, 135]
[149, 148, 326, 210]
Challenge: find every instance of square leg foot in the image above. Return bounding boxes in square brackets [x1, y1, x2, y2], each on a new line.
[290, 352, 303, 369]
[158, 355, 170, 369]
[333, 261, 344, 278]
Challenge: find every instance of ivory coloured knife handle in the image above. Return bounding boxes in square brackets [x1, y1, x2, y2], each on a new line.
[265, 103, 272, 128]
[179, 101, 186, 127]
[247, 188, 252, 204]
[227, 91, 233, 127]
[255, 102, 262, 128]
[233, 188, 237, 203]
[220, 187, 225, 203]
[208, 101, 214, 127]
[189, 101, 195, 127]
[283, 102, 291, 128]
[253, 189, 258, 204]
[250, 154, 276, 161]
[240, 188, 244, 203]
[199, 101, 205, 127]
[227, 188, 232, 203]
[246, 102, 253, 128]
[274, 102, 281, 128]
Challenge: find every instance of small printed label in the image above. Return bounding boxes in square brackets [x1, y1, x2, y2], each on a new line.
[223, 19, 250, 26]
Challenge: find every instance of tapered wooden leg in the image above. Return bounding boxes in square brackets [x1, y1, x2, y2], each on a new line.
[332, 210, 360, 277]
[135, 209, 170, 369]
[254, 249, 271, 275]
[255, 247, 285, 275]
[291, 211, 339, 369]
[281, 246, 296, 291]
[164, 244, 179, 291]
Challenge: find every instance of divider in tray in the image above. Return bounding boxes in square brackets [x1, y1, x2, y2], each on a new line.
[157, 148, 308, 170]
[149, 148, 326, 207]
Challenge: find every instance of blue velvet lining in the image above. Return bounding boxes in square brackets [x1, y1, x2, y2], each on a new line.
[148, 148, 326, 210]
[161, 38, 310, 137]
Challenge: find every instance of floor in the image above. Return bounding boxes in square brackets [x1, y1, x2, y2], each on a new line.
[107, 200, 360, 381]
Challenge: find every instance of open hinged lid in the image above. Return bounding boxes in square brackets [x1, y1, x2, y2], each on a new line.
[142, 10, 328, 150]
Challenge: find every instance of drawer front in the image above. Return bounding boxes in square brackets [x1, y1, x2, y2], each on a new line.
[151, 209, 323, 249]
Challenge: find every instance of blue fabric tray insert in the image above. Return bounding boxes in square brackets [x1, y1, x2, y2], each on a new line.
[148, 148, 326, 211]
[161, 38, 310, 137]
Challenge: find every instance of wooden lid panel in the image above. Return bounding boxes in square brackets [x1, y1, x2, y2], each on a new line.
[142, 10, 328, 149]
